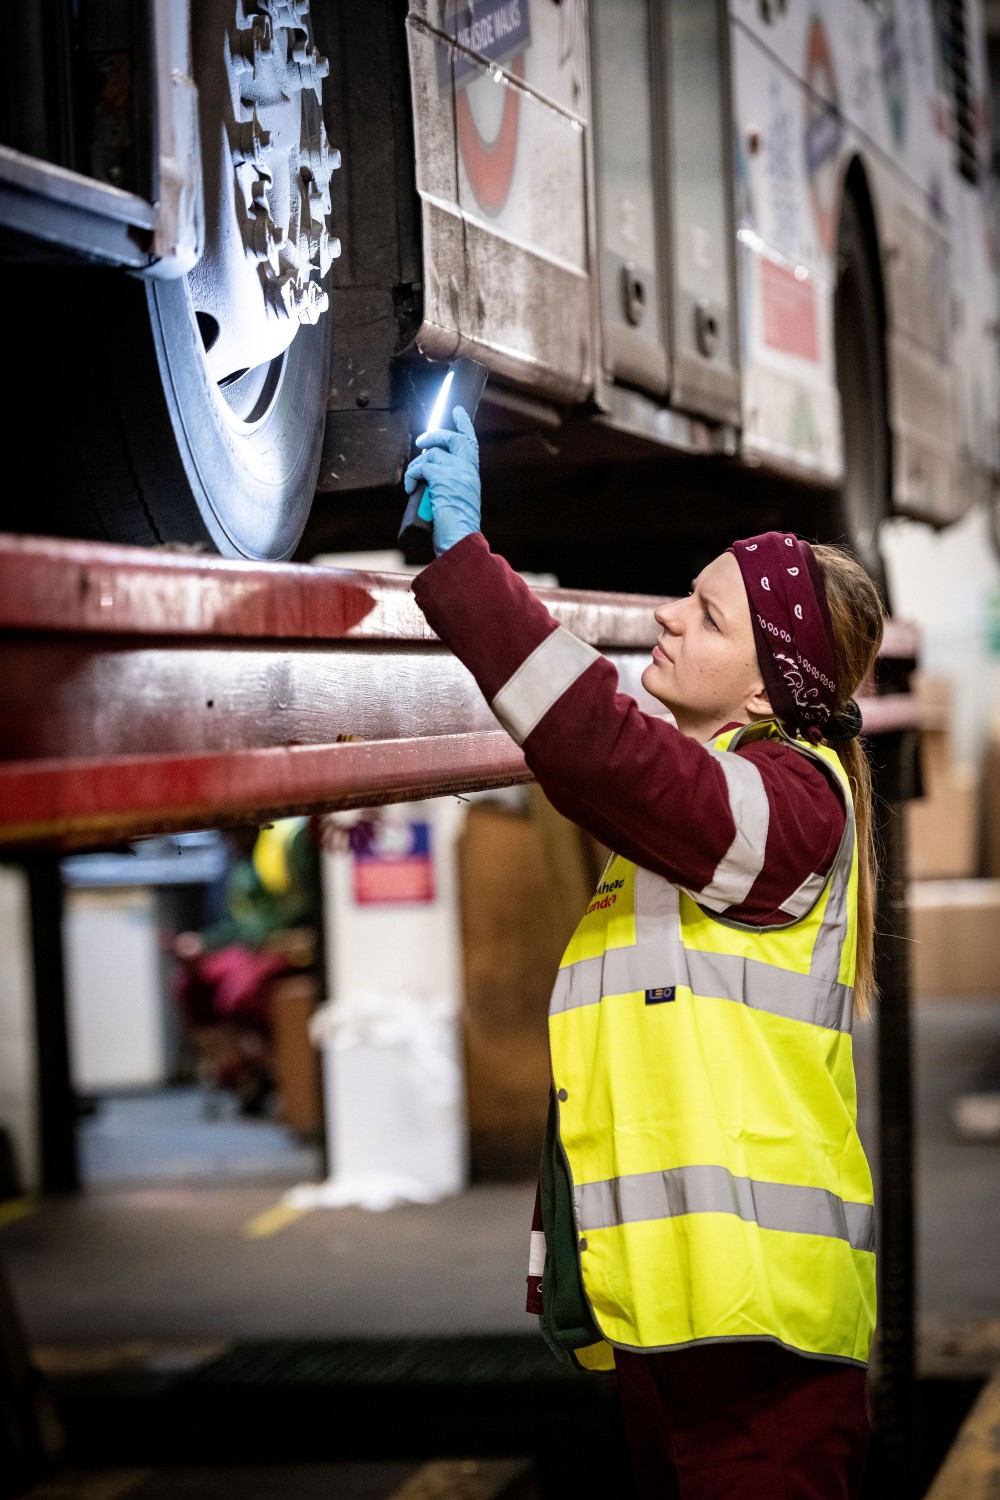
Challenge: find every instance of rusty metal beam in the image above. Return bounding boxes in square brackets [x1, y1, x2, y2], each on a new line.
[853, 695, 921, 735]
[0, 534, 920, 849]
[0, 733, 532, 850]
[0, 534, 923, 656]
[0, 534, 670, 647]
[0, 642, 655, 761]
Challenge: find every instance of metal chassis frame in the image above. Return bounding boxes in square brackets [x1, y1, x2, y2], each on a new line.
[0, 0, 203, 278]
[0, 533, 919, 851]
[0, 144, 156, 268]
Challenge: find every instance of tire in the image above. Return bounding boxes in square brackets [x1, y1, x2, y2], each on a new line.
[5, 0, 339, 560]
[139, 266, 334, 559]
[832, 190, 890, 590]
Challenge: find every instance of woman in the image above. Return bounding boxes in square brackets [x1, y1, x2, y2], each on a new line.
[406, 409, 884, 1499]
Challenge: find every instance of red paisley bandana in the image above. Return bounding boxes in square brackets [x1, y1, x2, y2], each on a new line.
[728, 531, 838, 741]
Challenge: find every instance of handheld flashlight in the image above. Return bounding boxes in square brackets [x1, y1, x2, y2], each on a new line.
[398, 356, 489, 560]
[425, 370, 455, 434]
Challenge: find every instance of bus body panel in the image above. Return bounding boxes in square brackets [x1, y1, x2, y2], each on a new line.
[405, 0, 998, 527]
[1, 0, 996, 544]
[950, 0, 1000, 505]
[405, 0, 594, 402]
[727, 0, 997, 522]
[729, 17, 842, 483]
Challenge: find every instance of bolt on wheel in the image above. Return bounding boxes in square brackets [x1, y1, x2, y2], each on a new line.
[188, 0, 341, 416]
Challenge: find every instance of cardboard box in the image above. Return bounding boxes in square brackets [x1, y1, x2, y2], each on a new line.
[913, 671, 953, 733]
[458, 795, 604, 1180]
[906, 762, 979, 880]
[271, 972, 323, 1134]
[918, 727, 950, 791]
[905, 673, 979, 880]
[909, 880, 1000, 998]
[458, 804, 558, 1179]
[985, 713, 1000, 878]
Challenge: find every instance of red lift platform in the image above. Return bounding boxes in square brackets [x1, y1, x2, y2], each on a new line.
[0, 534, 920, 849]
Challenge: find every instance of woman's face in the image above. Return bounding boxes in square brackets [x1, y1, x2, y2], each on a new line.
[641, 550, 771, 741]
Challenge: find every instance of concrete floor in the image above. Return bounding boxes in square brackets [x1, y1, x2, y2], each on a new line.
[1, 1000, 997, 1350]
[852, 999, 1000, 1331]
[77, 1087, 323, 1187]
[908, 1004, 1000, 1323]
[4, 1180, 539, 1344]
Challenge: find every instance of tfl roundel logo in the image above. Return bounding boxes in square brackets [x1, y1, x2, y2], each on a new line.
[437, 0, 533, 216]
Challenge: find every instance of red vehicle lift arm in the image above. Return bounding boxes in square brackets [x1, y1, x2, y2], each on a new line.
[0, 534, 920, 849]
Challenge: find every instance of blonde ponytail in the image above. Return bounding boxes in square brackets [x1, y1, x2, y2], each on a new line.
[811, 544, 887, 1018]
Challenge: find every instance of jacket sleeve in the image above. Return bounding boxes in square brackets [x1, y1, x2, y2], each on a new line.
[412, 533, 845, 923]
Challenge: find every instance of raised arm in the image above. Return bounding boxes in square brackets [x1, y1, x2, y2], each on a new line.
[412, 533, 844, 924]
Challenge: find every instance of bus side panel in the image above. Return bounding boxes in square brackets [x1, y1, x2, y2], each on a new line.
[864, 0, 974, 524]
[405, 0, 593, 402]
[736, 0, 951, 197]
[728, 0, 991, 526]
[729, 18, 841, 484]
[867, 155, 960, 524]
[949, 0, 1000, 507]
[951, 179, 1000, 508]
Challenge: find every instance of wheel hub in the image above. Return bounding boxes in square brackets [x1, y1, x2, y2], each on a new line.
[188, 0, 340, 395]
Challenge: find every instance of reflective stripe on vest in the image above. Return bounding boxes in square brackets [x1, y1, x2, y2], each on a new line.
[778, 868, 829, 920]
[575, 1164, 876, 1253]
[551, 943, 855, 1032]
[552, 757, 857, 1033]
[547, 720, 875, 1367]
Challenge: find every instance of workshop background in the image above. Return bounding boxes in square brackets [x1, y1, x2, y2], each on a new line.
[1, 1, 1000, 1498]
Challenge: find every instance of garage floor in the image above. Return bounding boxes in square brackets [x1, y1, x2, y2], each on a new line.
[76, 1087, 323, 1188]
[4, 1179, 539, 1345]
[1, 1000, 997, 1499]
[2, 1001, 997, 1351]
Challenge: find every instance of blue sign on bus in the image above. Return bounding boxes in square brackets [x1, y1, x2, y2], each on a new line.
[436, 0, 532, 89]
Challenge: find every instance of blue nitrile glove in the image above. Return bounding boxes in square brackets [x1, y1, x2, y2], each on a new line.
[403, 405, 481, 556]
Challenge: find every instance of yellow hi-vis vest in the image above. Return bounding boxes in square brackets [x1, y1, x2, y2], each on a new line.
[549, 720, 876, 1372]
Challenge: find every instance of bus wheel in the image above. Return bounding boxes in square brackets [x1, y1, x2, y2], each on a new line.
[31, 0, 338, 561]
[833, 190, 890, 592]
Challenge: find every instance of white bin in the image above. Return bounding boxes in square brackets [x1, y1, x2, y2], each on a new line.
[290, 798, 468, 1212]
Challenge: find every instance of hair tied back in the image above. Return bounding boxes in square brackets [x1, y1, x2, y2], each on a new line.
[823, 698, 864, 744]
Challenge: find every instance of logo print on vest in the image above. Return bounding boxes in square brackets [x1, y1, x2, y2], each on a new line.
[645, 986, 676, 1005]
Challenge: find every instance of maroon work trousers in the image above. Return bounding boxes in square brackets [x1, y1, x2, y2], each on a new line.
[615, 1341, 869, 1500]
